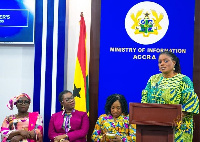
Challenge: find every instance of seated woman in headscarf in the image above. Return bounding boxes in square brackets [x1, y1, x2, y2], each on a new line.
[1, 93, 43, 142]
[91, 94, 136, 142]
[48, 90, 89, 142]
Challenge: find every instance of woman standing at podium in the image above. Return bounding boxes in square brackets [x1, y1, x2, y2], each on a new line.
[142, 51, 199, 142]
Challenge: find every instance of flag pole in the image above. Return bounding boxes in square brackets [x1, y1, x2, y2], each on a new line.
[73, 11, 89, 114]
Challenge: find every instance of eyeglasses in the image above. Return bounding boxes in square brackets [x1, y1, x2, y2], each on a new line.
[64, 96, 74, 102]
[17, 100, 30, 105]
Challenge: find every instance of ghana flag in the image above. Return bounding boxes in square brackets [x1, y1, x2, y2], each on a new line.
[73, 14, 89, 114]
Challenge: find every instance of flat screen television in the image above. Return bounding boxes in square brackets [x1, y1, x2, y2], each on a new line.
[0, 0, 35, 44]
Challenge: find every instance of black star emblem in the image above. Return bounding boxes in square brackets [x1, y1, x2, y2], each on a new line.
[73, 84, 81, 98]
[144, 12, 150, 17]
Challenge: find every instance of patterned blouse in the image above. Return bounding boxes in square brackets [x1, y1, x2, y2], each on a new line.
[142, 73, 199, 142]
[62, 110, 75, 133]
[1, 112, 43, 142]
[91, 114, 136, 142]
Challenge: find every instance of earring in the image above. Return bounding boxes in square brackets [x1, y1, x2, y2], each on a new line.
[173, 67, 175, 71]
[62, 105, 65, 110]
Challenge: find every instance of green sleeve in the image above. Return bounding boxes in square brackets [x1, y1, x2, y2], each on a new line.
[181, 76, 199, 114]
[141, 78, 151, 103]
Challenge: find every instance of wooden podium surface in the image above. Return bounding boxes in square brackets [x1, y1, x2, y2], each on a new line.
[129, 103, 182, 142]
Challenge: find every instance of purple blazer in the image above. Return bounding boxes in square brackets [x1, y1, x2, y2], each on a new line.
[48, 110, 89, 142]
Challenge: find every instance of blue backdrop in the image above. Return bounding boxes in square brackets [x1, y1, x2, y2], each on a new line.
[98, 0, 195, 116]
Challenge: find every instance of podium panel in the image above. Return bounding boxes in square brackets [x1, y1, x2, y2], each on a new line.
[137, 125, 174, 142]
[129, 103, 181, 142]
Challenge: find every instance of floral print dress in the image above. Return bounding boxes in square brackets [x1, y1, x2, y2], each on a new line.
[91, 114, 136, 142]
[142, 73, 199, 142]
[1, 112, 43, 142]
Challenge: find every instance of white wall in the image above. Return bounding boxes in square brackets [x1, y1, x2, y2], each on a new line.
[0, 44, 34, 125]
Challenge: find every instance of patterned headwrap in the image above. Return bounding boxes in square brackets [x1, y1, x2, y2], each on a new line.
[7, 93, 31, 110]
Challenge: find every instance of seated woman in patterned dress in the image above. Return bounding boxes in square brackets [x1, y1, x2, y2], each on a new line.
[142, 51, 199, 142]
[1, 93, 43, 142]
[91, 94, 136, 142]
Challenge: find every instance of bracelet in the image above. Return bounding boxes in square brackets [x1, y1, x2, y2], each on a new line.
[65, 134, 68, 140]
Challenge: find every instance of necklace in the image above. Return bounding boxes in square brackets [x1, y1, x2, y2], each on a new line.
[19, 117, 28, 122]
[15, 112, 29, 122]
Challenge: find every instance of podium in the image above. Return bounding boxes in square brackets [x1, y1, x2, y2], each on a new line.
[129, 103, 182, 142]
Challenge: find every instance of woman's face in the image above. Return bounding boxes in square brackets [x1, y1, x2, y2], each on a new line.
[61, 92, 75, 111]
[158, 54, 176, 75]
[111, 100, 122, 119]
[16, 96, 30, 113]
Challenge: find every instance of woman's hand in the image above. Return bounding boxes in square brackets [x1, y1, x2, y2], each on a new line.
[182, 111, 188, 118]
[19, 130, 30, 139]
[100, 134, 106, 142]
[10, 135, 23, 142]
[54, 134, 68, 142]
[110, 135, 122, 142]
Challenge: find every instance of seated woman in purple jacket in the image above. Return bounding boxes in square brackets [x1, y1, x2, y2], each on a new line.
[48, 90, 89, 142]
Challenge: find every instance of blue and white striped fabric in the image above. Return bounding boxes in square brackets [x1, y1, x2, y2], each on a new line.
[34, 0, 66, 141]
